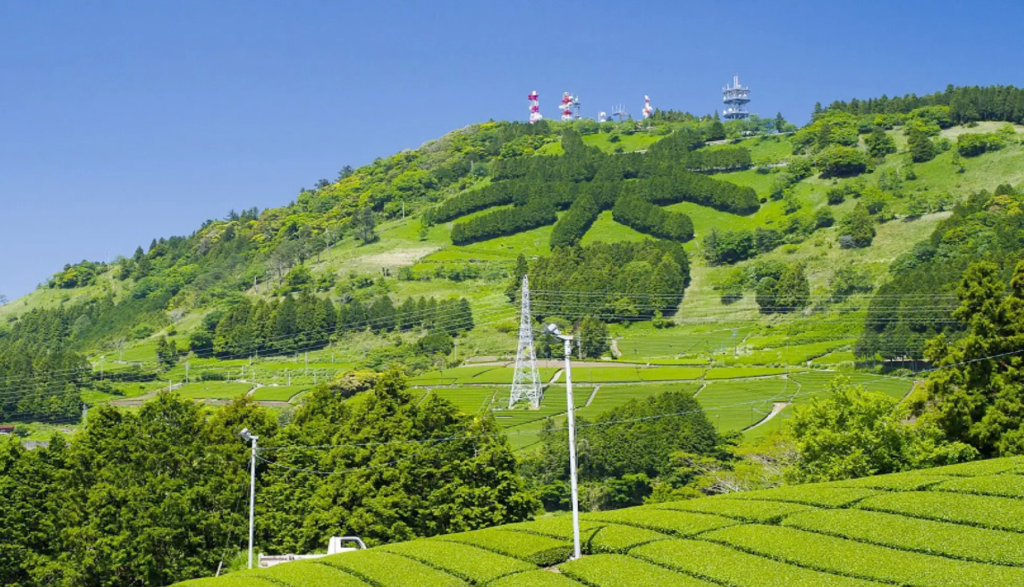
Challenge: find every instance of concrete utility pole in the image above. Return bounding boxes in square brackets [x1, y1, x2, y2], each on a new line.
[240, 429, 259, 569]
[547, 324, 582, 560]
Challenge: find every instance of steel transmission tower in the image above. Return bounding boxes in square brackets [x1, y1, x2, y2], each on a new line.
[508, 276, 543, 409]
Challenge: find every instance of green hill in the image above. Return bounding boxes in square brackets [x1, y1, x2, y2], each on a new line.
[4, 85, 1024, 444]
[176, 455, 1024, 586]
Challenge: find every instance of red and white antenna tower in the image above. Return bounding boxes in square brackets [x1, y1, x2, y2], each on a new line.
[528, 90, 543, 124]
[561, 92, 574, 121]
[642, 95, 653, 119]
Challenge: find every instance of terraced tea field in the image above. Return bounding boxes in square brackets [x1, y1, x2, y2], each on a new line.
[177, 456, 1024, 586]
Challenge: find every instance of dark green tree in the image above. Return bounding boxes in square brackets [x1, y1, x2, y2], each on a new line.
[908, 125, 936, 162]
[578, 315, 609, 359]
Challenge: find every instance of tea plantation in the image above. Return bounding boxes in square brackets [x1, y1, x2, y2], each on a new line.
[175, 455, 1024, 586]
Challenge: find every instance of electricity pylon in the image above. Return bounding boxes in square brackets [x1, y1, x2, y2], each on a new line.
[508, 275, 543, 409]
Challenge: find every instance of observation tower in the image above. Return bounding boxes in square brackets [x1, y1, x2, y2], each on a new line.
[722, 76, 752, 120]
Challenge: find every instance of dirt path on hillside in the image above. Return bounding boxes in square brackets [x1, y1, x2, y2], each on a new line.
[744, 402, 790, 431]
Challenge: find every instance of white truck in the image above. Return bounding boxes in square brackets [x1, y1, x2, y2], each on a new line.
[258, 536, 367, 568]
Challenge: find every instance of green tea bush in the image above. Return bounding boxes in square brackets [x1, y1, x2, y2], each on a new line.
[782, 509, 1024, 567]
[317, 551, 465, 587]
[436, 529, 572, 566]
[857, 491, 1024, 532]
[238, 562, 367, 587]
[653, 497, 815, 523]
[703, 524, 1024, 587]
[934, 474, 1024, 498]
[380, 540, 533, 584]
[721, 485, 877, 508]
[583, 508, 735, 537]
[632, 539, 876, 587]
[561, 554, 712, 587]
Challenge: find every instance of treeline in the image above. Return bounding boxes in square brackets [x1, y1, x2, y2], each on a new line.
[195, 293, 473, 358]
[612, 192, 694, 241]
[824, 84, 1024, 126]
[527, 241, 690, 322]
[0, 374, 535, 586]
[681, 146, 752, 172]
[424, 183, 515, 224]
[856, 185, 1024, 360]
[450, 199, 556, 245]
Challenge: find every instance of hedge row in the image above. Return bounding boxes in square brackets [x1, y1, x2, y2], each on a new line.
[703, 524, 1024, 587]
[653, 497, 815, 524]
[241, 562, 367, 587]
[934, 474, 1024, 499]
[721, 485, 877, 508]
[549, 193, 601, 248]
[583, 509, 735, 537]
[857, 491, 1024, 532]
[436, 528, 573, 566]
[561, 554, 713, 587]
[782, 508, 1024, 567]
[450, 199, 556, 245]
[427, 183, 515, 224]
[317, 550, 464, 587]
[612, 193, 695, 241]
[681, 146, 753, 172]
[380, 540, 533, 584]
[832, 472, 953, 491]
[632, 539, 875, 587]
[643, 173, 759, 215]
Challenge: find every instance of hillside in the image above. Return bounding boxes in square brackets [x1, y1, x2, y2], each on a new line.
[4, 85, 1024, 446]
[176, 455, 1024, 586]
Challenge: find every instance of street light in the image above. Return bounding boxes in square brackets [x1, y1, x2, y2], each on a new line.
[546, 324, 582, 561]
[240, 428, 259, 569]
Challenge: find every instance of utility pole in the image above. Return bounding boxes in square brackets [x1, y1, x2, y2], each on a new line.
[547, 324, 581, 560]
[82, 403, 88, 426]
[304, 352, 308, 376]
[185, 361, 190, 383]
[240, 429, 259, 570]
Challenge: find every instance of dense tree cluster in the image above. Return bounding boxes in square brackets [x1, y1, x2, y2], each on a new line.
[787, 377, 975, 482]
[450, 198, 557, 245]
[957, 130, 1010, 157]
[0, 374, 535, 585]
[923, 261, 1024, 456]
[526, 241, 689, 323]
[196, 293, 473, 358]
[824, 84, 1024, 126]
[257, 371, 537, 552]
[436, 128, 758, 247]
[856, 186, 1024, 360]
[522, 390, 722, 510]
[612, 192, 695, 241]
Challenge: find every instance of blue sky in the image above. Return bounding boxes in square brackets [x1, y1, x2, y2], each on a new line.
[1, 0, 1021, 299]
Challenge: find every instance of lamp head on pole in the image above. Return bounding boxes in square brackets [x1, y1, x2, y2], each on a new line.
[546, 323, 572, 342]
[240, 428, 258, 443]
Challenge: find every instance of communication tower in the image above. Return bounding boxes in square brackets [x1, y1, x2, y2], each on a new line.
[642, 95, 653, 119]
[508, 276, 543, 409]
[722, 76, 751, 120]
[572, 95, 582, 120]
[597, 111, 608, 123]
[612, 104, 629, 121]
[528, 90, 543, 124]
[561, 92, 574, 121]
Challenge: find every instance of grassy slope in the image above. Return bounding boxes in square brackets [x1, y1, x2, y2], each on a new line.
[14, 125, 1024, 443]
[176, 455, 1024, 587]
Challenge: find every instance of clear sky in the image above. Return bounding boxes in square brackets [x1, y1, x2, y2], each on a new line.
[1, 0, 1022, 299]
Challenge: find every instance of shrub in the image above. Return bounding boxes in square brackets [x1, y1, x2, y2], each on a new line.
[583, 508, 736, 537]
[437, 529, 572, 566]
[957, 132, 1006, 157]
[450, 199, 556, 245]
[816, 146, 869, 178]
